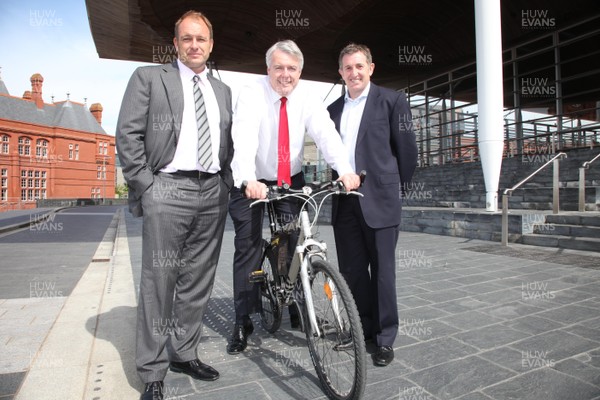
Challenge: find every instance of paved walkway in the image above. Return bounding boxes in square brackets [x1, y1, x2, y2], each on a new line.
[3, 206, 600, 399]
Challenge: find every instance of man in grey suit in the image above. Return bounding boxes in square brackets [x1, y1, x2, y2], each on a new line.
[116, 10, 233, 400]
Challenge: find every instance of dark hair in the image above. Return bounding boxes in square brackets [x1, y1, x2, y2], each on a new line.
[338, 43, 372, 69]
[174, 10, 213, 39]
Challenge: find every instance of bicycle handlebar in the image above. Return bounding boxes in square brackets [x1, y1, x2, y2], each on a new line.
[241, 170, 366, 202]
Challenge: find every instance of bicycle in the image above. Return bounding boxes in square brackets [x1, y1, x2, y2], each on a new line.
[242, 177, 367, 400]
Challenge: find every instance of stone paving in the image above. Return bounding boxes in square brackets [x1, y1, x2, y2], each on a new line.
[2, 206, 600, 399]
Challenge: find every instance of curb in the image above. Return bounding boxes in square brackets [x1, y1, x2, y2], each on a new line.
[0, 207, 71, 235]
[14, 209, 135, 399]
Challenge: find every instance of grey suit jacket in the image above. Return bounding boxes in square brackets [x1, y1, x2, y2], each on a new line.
[116, 61, 233, 217]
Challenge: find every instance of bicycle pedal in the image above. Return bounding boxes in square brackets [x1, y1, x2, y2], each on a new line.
[248, 270, 266, 283]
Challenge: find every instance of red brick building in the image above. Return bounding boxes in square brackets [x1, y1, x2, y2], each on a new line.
[0, 73, 115, 211]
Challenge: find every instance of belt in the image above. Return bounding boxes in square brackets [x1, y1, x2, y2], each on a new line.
[165, 170, 216, 179]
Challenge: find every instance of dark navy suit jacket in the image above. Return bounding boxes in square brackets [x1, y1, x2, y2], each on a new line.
[327, 83, 418, 228]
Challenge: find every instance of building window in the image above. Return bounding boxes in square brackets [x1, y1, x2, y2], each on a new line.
[36, 139, 48, 157]
[18, 137, 31, 156]
[21, 170, 26, 177]
[27, 189, 33, 200]
[41, 171, 46, 178]
[1, 135, 8, 154]
[21, 189, 27, 201]
[75, 144, 79, 160]
[41, 179, 46, 188]
[27, 170, 33, 177]
[97, 166, 101, 179]
[28, 179, 33, 188]
[41, 189, 46, 199]
[98, 142, 109, 155]
[1, 175, 7, 201]
[68, 143, 74, 160]
[1, 168, 6, 177]
[21, 178, 27, 188]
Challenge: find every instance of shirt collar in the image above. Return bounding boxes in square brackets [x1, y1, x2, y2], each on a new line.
[177, 59, 210, 83]
[344, 82, 371, 103]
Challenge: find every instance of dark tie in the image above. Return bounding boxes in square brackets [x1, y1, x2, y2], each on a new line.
[277, 97, 291, 186]
[193, 75, 212, 170]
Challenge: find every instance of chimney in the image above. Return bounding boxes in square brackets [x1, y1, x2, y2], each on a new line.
[23, 90, 32, 100]
[90, 103, 103, 125]
[30, 73, 44, 109]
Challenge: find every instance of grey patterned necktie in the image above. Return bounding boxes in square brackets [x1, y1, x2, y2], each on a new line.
[193, 75, 212, 170]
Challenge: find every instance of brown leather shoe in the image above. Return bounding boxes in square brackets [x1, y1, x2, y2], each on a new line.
[169, 359, 219, 381]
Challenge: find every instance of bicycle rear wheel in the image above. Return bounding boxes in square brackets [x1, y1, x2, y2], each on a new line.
[303, 258, 366, 400]
[259, 243, 282, 333]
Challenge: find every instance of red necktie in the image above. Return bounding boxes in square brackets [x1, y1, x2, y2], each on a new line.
[277, 97, 291, 186]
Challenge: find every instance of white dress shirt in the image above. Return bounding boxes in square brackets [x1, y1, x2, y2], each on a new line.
[161, 60, 221, 173]
[231, 76, 353, 186]
[340, 83, 370, 172]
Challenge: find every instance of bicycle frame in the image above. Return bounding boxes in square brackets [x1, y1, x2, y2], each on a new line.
[251, 182, 363, 338]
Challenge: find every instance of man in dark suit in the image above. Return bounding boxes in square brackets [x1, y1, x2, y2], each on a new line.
[116, 10, 233, 400]
[327, 43, 418, 367]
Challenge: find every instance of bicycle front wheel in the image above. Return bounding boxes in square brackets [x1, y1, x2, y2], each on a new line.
[259, 243, 282, 333]
[303, 258, 366, 400]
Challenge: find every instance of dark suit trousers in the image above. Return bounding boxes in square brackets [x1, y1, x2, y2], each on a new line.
[333, 195, 400, 347]
[136, 172, 228, 383]
[228, 174, 303, 322]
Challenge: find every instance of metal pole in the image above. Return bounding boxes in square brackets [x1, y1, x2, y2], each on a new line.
[501, 193, 509, 246]
[552, 158, 560, 214]
[474, 0, 505, 212]
[579, 167, 586, 212]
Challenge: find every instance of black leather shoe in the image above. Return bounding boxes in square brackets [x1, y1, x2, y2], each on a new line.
[140, 381, 163, 400]
[169, 359, 219, 381]
[226, 320, 254, 354]
[373, 346, 394, 366]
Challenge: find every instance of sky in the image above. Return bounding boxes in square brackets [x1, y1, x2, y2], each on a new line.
[0, 0, 341, 137]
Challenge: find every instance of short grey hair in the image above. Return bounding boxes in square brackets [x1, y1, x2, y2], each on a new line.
[265, 40, 304, 70]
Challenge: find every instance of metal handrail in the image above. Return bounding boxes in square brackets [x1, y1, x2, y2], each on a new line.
[501, 152, 567, 246]
[578, 152, 600, 211]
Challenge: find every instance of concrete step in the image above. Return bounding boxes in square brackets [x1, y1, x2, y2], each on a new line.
[545, 214, 600, 227]
[532, 224, 600, 238]
[520, 233, 600, 252]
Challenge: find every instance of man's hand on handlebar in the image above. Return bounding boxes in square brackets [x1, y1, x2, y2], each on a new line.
[242, 180, 268, 199]
[338, 173, 361, 191]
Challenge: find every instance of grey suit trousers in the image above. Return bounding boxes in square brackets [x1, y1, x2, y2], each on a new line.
[136, 172, 228, 382]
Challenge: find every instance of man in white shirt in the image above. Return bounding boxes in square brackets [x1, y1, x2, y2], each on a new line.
[227, 40, 360, 354]
[116, 11, 233, 400]
[327, 43, 418, 367]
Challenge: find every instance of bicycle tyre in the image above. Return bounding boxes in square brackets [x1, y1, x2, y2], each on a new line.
[259, 242, 282, 333]
[303, 258, 366, 400]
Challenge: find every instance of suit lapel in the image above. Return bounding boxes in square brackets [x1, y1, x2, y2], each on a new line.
[206, 74, 228, 162]
[356, 83, 379, 148]
[160, 62, 184, 141]
[330, 97, 345, 133]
